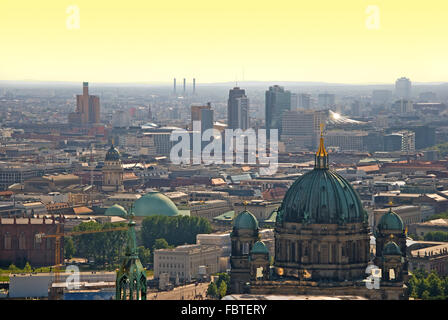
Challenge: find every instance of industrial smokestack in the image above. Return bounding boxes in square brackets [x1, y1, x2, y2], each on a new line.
[173, 78, 177, 95]
[193, 78, 196, 95]
[183, 78, 186, 95]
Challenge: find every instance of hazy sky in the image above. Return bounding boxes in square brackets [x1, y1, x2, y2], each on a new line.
[1, 0, 447, 84]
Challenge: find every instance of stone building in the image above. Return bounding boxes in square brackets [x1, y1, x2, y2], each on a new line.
[153, 244, 220, 281]
[230, 130, 408, 299]
[0, 216, 64, 267]
[102, 145, 124, 192]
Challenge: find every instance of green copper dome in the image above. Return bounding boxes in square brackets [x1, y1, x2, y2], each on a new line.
[105, 145, 121, 161]
[277, 132, 366, 225]
[133, 191, 179, 217]
[105, 204, 127, 217]
[383, 241, 402, 256]
[278, 169, 366, 224]
[377, 209, 404, 232]
[251, 241, 269, 254]
[233, 210, 259, 230]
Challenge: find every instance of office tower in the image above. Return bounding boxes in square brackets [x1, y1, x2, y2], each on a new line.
[372, 90, 392, 105]
[298, 93, 311, 109]
[265, 85, 291, 137]
[191, 103, 212, 130]
[317, 93, 335, 108]
[227, 87, 249, 130]
[200, 108, 214, 133]
[193, 78, 196, 95]
[69, 82, 100, 125]
[183, 78, 186, 95]
[290, 93, 298, 110]
[173, 78, 177, 95]
[395, 77, 412, 99]
[280, 110, 327, 150]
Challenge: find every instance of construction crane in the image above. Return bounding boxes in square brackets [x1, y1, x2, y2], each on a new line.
[36, 224, 128, 283]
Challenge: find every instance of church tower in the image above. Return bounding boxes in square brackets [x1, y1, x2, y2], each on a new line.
[102, 145, 124, 192]
[116, 208, 147, 300]
[230, 209, 259, 294]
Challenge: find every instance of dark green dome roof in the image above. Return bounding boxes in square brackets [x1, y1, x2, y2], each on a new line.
[133, 191, 179, 217]
[233, 210, 258, 230]
[377, 209, 404, 232]
[383, 241, 402, 256]
[105, 204, 127, 217]
[105, 145, 121, 161]
[251, 241, 269, 254]
[278, 169, 366, 224]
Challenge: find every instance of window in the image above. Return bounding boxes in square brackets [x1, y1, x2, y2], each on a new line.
[4, 233, 11, 250]
[19, 233, 26, 250]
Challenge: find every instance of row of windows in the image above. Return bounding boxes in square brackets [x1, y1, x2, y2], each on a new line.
[0, 233, 52, 250]
[159, 263, 185, 269]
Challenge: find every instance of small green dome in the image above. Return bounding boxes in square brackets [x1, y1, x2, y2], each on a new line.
[383, 241, 402, 256]
[251, 241, 269, 254]
[105, 204, 127, 216]
[133, 191, 179, 217]
[378, 209, 404, 232]
[105, 145, 121, 161]
[233, 210, 258, 230]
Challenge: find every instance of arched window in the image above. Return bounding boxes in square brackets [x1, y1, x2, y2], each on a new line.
[19, 232, 26, 250]
[242, 242, 249, 255]
[4, 233, 11, 250]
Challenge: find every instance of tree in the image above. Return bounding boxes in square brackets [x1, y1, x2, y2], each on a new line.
[137, 246, 151, 265]
[72, 221, 127, 266]
[23, 262, 32, 273]
[153, 238, 170, 250]
[8, 264, 18, 272]
[215, 273, 231, 295]
[206, 282, 218, 299]
[218, 281, 227, 299]
[141, 215, 212, 249]
[427, 272, 444, 298]
[64, 237, 76, 259]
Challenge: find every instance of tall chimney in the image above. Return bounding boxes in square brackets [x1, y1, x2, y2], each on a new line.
[193, 78, 196, 95]
[183, 78, 186, 95]
[173, 78, 177, 95]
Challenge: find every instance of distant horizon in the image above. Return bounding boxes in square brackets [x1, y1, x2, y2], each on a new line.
[1, 79, 447, 87]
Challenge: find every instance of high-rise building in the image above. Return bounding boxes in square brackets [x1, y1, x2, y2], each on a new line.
[191, 103, 212, 129]
[298, 93, 311, 109]
[183, 78, 186, 95]
[395, 77, 412, 100]
[227, 87, 249, 130]
[193, 78, 196, 95]
[173, 78, 177, 95]
[265, 85, 291, 137]
[317, 93, 335, 108]
[69, 82, 100, 125]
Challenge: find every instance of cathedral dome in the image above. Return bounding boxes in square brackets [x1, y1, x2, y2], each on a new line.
[377, 209, 404, 232]
[233, 210, 258, 230]
[277, 131, 366, 225]
[105, 145, 121, 161]
[133, 191, 179, 217]
[105, 204, 127, 217]
[251, 241, 269, 254]
[383, 241, 402, 256]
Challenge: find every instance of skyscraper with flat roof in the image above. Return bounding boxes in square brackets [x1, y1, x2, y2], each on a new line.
[227, 87, 249, 130]
[265, 85, 291, 137]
